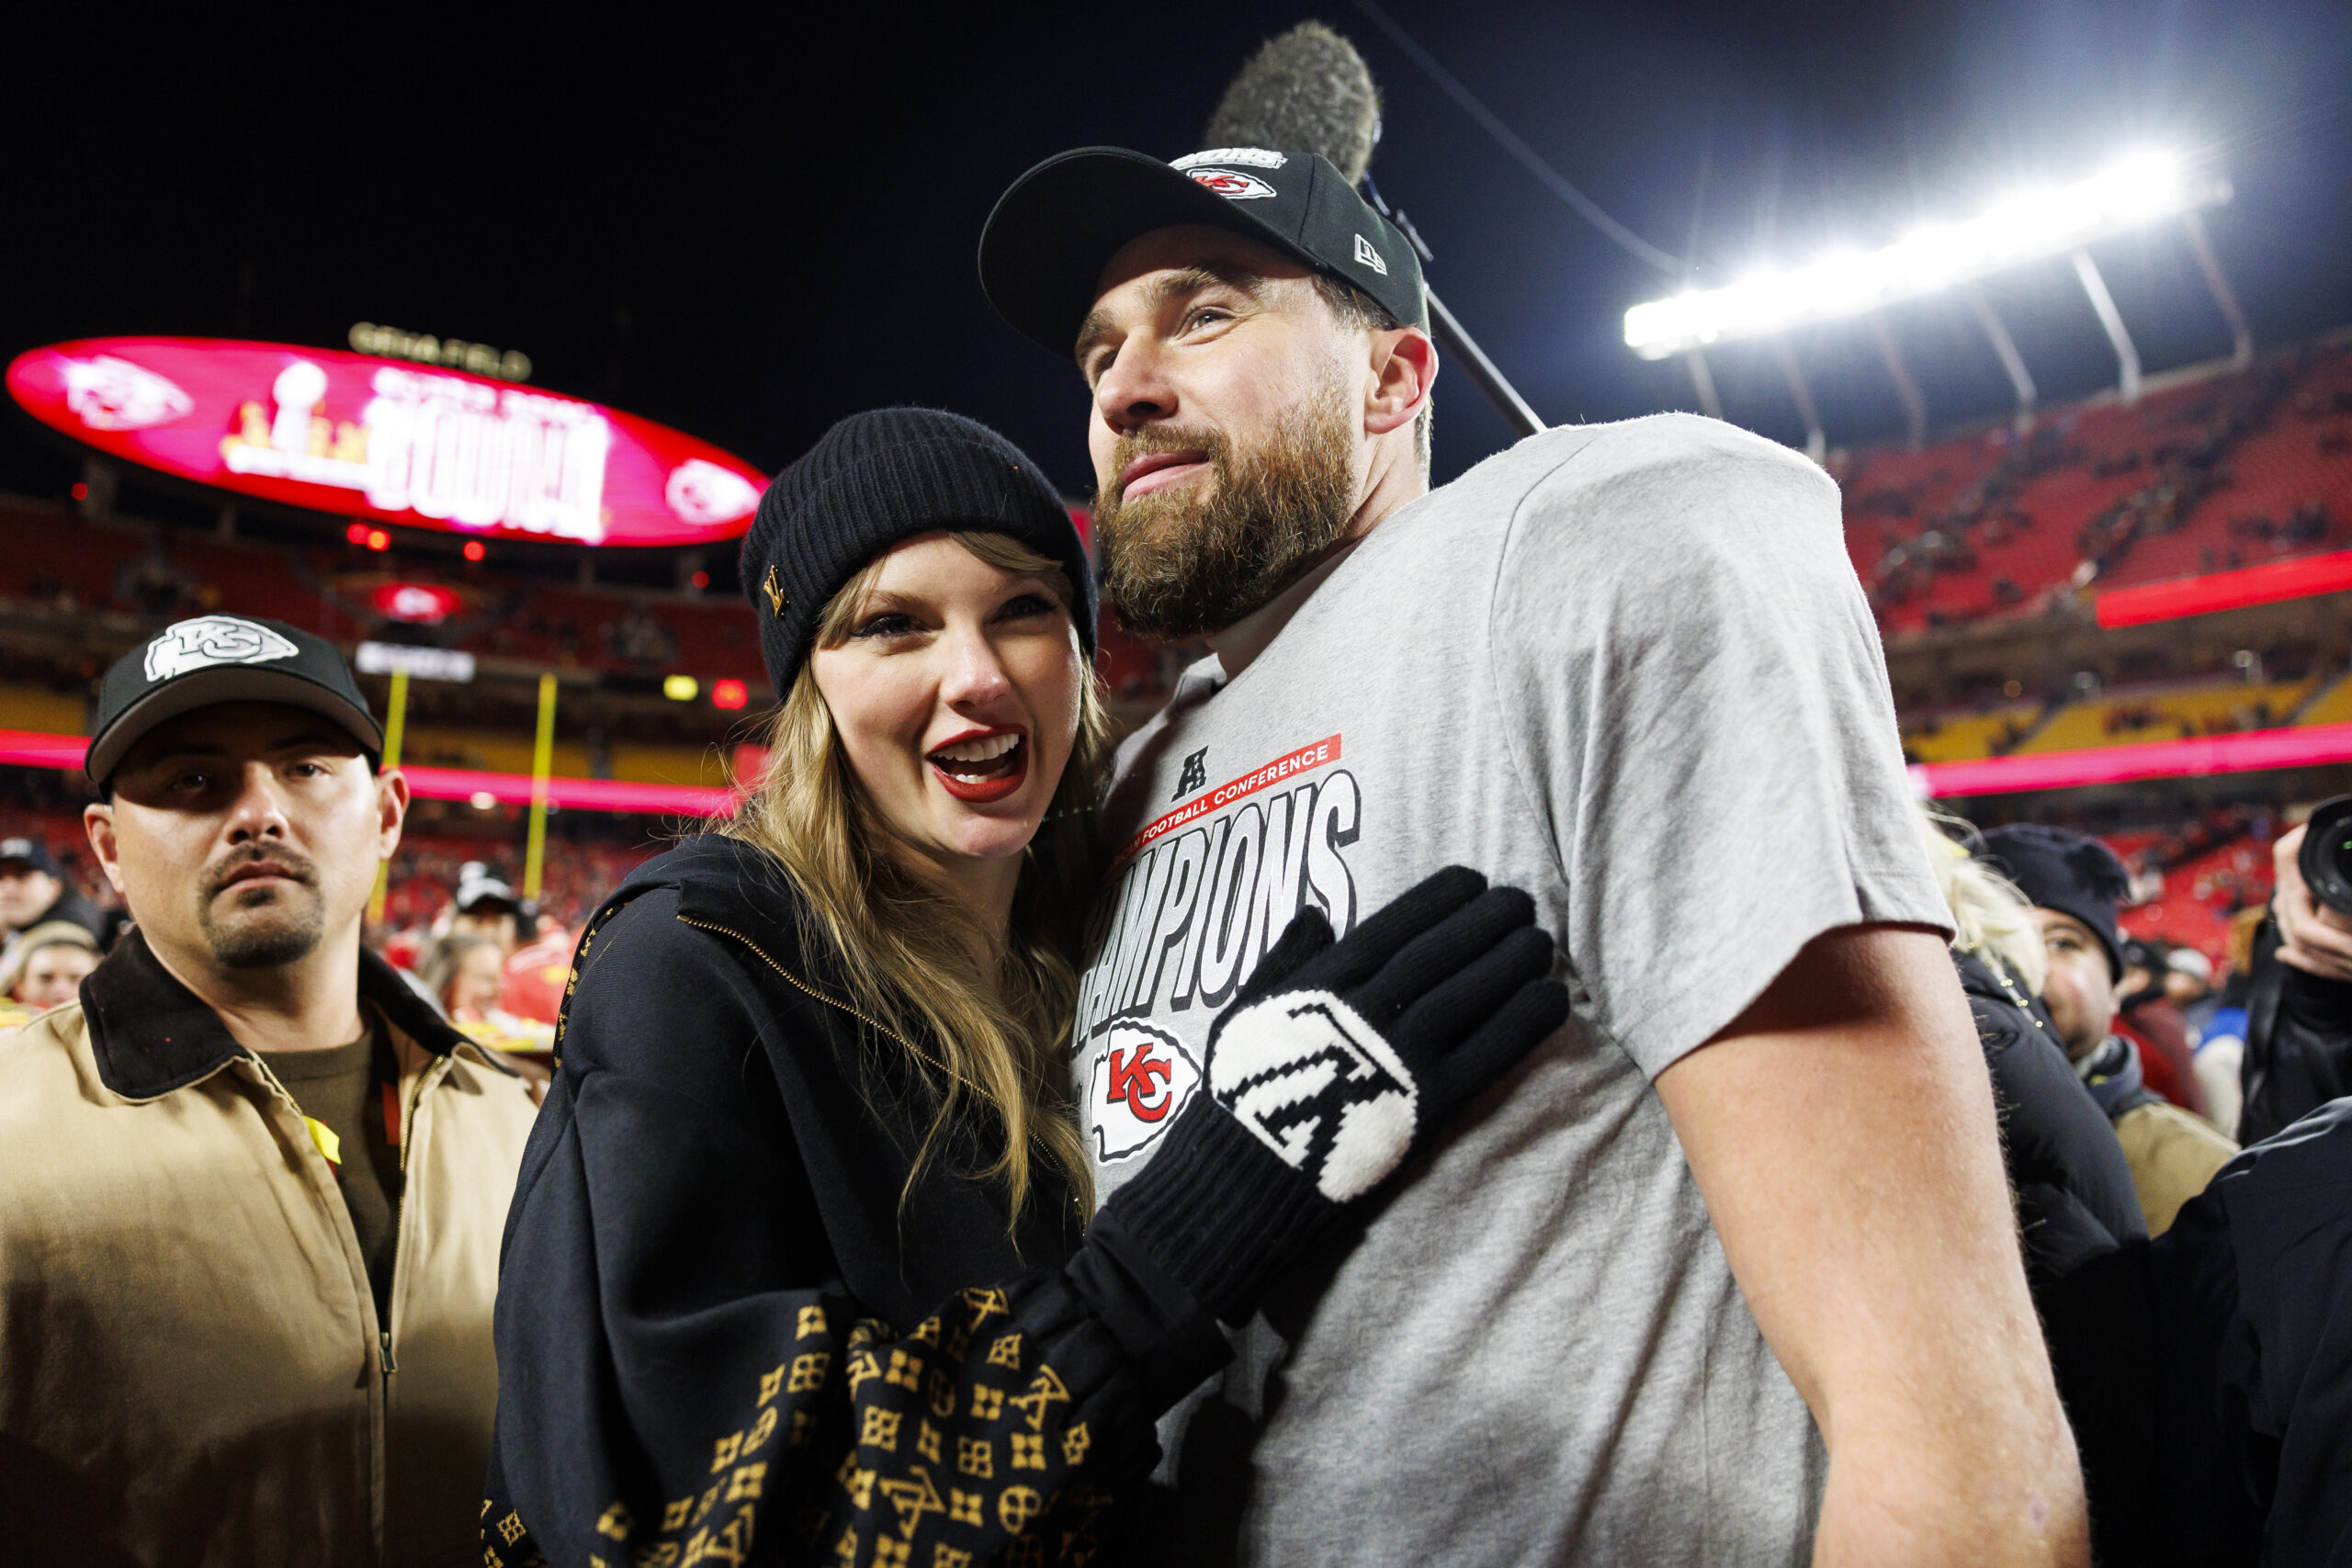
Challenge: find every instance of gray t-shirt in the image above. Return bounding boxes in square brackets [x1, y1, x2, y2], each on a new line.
[1075, 414, 1949, 1565]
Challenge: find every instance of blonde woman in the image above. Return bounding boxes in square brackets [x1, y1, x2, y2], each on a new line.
[1917, 803, 2149, 1556]
[486, 411, 1566, 1567]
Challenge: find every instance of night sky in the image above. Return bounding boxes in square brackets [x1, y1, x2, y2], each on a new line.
[6, 1, 2347, 535]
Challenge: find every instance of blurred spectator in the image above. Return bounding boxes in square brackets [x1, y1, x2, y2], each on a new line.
[0, 919, 99, 1012]
[500, 912, 574, 1025]
[2188, 908, 2267, 1140]
[420, 931, 554, 1056]
[2165, 946, 2218, 1032]
[448, 862, 524, 954]
[0, 835, 107, 949]
[2119, 938, 2208, 1117]
[420, 933, 507, 1020]
[2237, 821, 2352, 1144]
[1984, 824, 2240, 1235]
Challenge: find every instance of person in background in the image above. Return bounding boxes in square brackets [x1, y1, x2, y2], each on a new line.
[2236, 818, 2352, 1144]
[497, 908, 573, 1024]
[2165, 945, 2217, 1036]
[2188, 908, 2263, 1140]
[447, 862, 524, 955]
[0, 615, 540, 1565]
[2146, 1097, 2352, 1566]
[2119, 937, 2206, 1115]
[0, 919, 100, 1013]
[0, 835, 107, 950]
[420, 931, 553, 1055]
[421, 931, 507, 1021]
[1920, 808, 2154, 1556]
[1984, 824, 2237, 1235]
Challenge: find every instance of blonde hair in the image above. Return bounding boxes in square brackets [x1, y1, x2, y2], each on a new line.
[1916, 800, 2049, 995]
[720, 531, 1112, 1224]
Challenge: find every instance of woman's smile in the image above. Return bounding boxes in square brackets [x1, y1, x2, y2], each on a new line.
[927, 727, 1029, 804]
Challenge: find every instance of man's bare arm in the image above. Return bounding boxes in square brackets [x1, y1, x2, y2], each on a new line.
[1655, 924, 2086, 1567]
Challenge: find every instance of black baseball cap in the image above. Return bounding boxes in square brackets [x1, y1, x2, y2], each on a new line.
[0, 837, 61, 877]
[86, 615, 384, 789]
[979, 145, 1427, 358]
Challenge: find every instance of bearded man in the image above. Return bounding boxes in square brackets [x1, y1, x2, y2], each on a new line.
[0, 616, 538, 1566]
[980, 148, 2086, 1565]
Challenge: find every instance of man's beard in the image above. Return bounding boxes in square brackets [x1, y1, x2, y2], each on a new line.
[198, 847, 326, 969]
[1091, 378, 1358, 639]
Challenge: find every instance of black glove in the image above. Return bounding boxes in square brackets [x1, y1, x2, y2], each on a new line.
[1097, 865, 1566, 1325]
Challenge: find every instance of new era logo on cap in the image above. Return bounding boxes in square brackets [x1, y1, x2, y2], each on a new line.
[1353, 234, 1389, 276]
[142, 615, 300, 682]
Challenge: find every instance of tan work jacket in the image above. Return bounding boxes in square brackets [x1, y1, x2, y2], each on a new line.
[0, 931, 539, 1566]
[2116, 1099, 2239, 1236]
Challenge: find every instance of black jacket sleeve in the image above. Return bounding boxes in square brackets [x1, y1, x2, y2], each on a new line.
[2238, 920, 2352, 1145]
[1955, 952, 2155, 1559]
[483, 892, 1227, 1568]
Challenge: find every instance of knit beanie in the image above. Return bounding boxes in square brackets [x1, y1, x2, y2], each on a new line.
[1979, 824, 2132, 981]
[740, 408, 1096, 700]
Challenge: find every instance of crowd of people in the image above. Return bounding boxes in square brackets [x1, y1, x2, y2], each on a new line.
[4, 127, 2351, 1568]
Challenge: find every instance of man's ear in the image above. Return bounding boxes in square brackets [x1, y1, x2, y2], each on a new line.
[377, 769, 411, 861]
[83, 803, 127, 896]
[1364, 326, 1437, 438]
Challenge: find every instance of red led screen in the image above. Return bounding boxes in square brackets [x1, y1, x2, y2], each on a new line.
[6, 337, 767, 547]
[368, 581, 465, 624]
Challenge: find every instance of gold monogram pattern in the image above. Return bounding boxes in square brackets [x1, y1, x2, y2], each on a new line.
[484, 1287, 1117, 1568]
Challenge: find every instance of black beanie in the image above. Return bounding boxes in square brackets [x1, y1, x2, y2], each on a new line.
[1979, 824, 2132, 981]
[740, 408, 1096, 699]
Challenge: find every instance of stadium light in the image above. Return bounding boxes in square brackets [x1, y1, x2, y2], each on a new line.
[1624, 151, 2231, 360]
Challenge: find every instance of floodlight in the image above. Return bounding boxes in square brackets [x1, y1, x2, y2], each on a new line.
[1625, 151, 2231, 359]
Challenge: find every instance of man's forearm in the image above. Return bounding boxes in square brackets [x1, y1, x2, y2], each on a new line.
[1813, 1406, 2085, 1567]
[1657, 925, 2087, 1568]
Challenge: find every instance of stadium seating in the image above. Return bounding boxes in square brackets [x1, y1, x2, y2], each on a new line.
[2010, 677, 2319, 754]
[1851, 340, 2352, 638]
[1900, 705, 2042, 762]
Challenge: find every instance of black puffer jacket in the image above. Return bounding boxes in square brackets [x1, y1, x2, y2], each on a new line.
[485, 835, 1229, 1568]
[1956, 948, 2154, 1558]
[2147, 1096, 2352, 1566]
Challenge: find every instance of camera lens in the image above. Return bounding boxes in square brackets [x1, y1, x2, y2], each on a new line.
[2297, 795, 2352, 917]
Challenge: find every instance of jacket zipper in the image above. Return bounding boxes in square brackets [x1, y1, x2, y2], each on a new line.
[674, 915, 947, 1073]
[243, 1053, 401, 1375]
[379, 1056, 440, 1379]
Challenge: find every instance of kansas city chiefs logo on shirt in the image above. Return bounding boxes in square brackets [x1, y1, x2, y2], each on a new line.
[1087, 1021, 1201, 1161]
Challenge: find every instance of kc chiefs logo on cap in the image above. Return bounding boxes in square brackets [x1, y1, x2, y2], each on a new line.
[1186, 167, 1276, 200]
[142, 615, 300, 682]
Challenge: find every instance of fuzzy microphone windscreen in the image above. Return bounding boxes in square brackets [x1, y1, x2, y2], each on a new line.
[1203, 20, 1382, 186]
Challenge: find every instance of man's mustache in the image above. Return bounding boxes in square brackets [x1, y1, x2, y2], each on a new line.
[201, 848, 320, 898]
[1103, 425, 1227, 502]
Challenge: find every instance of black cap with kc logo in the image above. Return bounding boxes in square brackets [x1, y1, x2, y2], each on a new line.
[86, 615, 383, 790]
[978, 145, 1427, 357]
